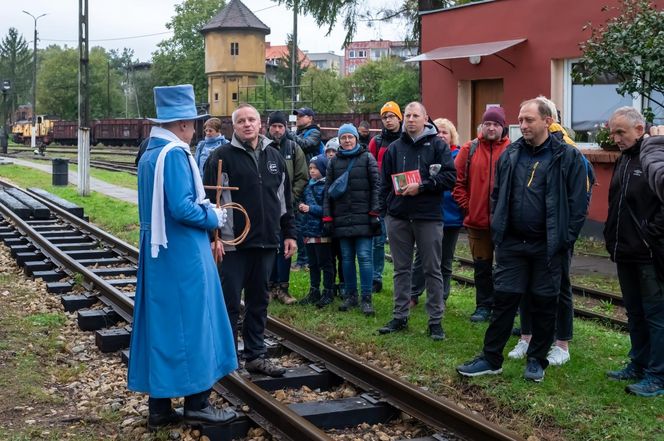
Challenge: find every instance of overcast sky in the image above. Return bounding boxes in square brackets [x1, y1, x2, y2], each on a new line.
[4, 0, 409, 61]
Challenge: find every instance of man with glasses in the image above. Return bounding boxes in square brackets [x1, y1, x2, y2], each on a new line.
[452, 107, 511, 322]
[368, 101, 403, 293]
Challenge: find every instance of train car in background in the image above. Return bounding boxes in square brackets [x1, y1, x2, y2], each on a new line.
[51, 120, 78, 146]
[93, 119, 146, 146]
[11, 116, 55, 145]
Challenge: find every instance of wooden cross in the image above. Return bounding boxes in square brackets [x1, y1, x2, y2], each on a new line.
[203, 159, 239, 262]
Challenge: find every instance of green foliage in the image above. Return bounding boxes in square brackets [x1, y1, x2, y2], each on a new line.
[273, 34, 308, 96]
[300, 68, 349, 113]
[345, 57, 419, 113]
[151, 0, 225, 103]
[36, 45, 125, 120]
[277, 0, 478, 46]
[574, 0, 664, 122]
[0, 28, 32, 118]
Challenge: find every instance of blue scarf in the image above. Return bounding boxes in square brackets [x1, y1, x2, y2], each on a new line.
[337, 144, 361, 157]
[204, 134, 226, 147]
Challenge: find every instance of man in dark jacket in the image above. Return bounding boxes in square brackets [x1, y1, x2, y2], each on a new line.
[604, 107, 664, 398]
[203, 104, 297, 378]
[457, 98, 589, 383]
[266, 111, 308, 305]
[377, 101, 456, 340]
[368, 101, 403, 294]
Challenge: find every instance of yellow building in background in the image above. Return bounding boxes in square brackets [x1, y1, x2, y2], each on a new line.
[201, 0, 270, 117]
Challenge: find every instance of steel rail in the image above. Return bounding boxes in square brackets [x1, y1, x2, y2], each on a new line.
[450, 273, 628, 331]
[268, 316, 524, 441]
[0, 200, 134, 322]
[215, 373, 333, 441]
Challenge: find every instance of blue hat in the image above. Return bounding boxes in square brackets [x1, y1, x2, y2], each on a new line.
[148, 84, 207, 123]
[338, 123, 359, 140]
[293, 107, 315, 117]
[310, 155, 328, 177]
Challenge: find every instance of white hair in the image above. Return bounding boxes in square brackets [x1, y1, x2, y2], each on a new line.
[231, 104, 260, 124]
[610, 106, 645, 127]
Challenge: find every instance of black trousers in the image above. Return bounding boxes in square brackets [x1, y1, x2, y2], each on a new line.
[149, 389, 209, 413]
[483, 236, 562, 369]
[219, 248, 276, 362]
[306, 242, 334, 291]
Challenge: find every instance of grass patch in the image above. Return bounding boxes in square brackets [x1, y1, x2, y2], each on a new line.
[574, 236, 610, 257]
[273, 267, 661, 441]
[0, 164, 139, 245]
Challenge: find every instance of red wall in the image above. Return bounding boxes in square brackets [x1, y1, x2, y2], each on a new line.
[419, 0, 635, 126]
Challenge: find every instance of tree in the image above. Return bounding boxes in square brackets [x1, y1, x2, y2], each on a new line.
[0, 28, 32, 117]
[276, 0, 478, 46]
[300, 68, 349, 113]
[151, 0, 225, 103]
[344, 57, 419, 113]
[274, 34, 308, 96]
[37, 45, 125, 119]
[573, 0, 664, 121]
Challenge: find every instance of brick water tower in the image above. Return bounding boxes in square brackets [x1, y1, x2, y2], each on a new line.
[201, 0, 270, 116]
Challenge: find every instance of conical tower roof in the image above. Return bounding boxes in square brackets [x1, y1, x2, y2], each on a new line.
[200, 0, 270, 35]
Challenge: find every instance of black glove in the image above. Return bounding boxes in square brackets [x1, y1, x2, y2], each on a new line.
[323, 222, 334, 237]
[370, 216, 381, 236]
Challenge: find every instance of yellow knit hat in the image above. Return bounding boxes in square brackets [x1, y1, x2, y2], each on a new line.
[380, 101, 402, 121]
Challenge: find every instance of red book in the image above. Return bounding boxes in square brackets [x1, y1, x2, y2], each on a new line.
[391, 169, 421, 194]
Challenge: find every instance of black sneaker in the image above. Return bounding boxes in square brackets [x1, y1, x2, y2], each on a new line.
[360, 297, 375, 316]
[428, 324, 445, 341]
[607, 362, 645, 381]
[456, 356, 502, 377]
[338, 294, 358, 311]
[470, 307, 491, 323]
[315, 289, 334, 308]
[299, 287, 321, 305]
[245, 357, 286, 377]
[524, 357, 545, 382]
[378, 318, 408, 334]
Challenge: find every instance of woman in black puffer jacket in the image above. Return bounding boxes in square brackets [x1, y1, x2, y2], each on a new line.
[323, 123, 380, 315]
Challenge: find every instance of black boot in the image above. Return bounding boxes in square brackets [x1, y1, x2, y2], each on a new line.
[360, 295, 375, 316]
[316, 289, 334, 308]
[299, 287, 321, 305]
[338, 291, 358, 311]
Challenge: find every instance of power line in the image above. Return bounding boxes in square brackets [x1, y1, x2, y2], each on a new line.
[41, 30, 173, 43]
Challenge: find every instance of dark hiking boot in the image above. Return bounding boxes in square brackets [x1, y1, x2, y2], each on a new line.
[378, 317, 408, 334]
[607, 362, 645, 381]
[625, 375, 664, 397]
[316, 289, 335, 308]
[360, 296, 375, 316]
[245, 357, 286, 377]
[338, 292, 358, 311]
[299, 287, 321, 305]
[428, 323, 445, 341]
[470, 307, 491, 323]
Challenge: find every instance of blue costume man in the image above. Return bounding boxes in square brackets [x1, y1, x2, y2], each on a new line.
[128, 84, 238, 429]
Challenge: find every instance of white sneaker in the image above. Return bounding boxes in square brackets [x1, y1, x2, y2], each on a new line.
[507, 339, 529, 359]
[547, 345, 570, 366]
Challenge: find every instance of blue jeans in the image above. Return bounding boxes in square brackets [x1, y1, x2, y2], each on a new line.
[295, 212, 308, 266]
[270, 232, 291, 284]
[339, 237, 373, 297]
[372, 217, 386, 282]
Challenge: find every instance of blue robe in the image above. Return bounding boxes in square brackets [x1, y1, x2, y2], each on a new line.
[127, 135, 237, 398]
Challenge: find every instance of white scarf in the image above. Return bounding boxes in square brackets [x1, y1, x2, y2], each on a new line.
[150, 126, 209, 258]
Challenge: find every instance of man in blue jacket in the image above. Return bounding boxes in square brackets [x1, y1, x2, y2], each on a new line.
[377, 101, 456, 340]
[128, 84, 238, 429]
[457, 98, 588, 383]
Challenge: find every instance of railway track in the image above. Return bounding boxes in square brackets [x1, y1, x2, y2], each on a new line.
[0, 180, 523, 441]
[3, 154, 138, 175]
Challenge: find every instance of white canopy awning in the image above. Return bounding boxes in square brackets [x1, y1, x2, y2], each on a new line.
[406, 38, 526, 63]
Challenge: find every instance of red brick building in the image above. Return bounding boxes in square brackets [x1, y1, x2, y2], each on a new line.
[344, 40, 417, 76]
[412, 0, 663, 234]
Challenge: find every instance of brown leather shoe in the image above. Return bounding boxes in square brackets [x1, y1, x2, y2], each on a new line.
[245, 357, 286, 377]
[275, 286, 297, 305]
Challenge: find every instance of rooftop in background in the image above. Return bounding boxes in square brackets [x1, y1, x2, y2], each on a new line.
[200, 0, 270, 35]
[343, 40, 418, 76]
[265, 42, 311, 68]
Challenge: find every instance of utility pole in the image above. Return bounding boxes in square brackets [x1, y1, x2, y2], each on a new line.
[291, 0, 298, 110]
[1, 80, 11, 154]
[78, 0, 90, 196]
[22, 10, 46, 150]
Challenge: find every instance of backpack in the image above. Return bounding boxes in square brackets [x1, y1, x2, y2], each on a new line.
[463, 138, 481, 187]
[303, 127, 325, 156]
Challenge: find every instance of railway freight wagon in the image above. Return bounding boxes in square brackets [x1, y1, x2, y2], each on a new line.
[52, 118, 152, 147]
